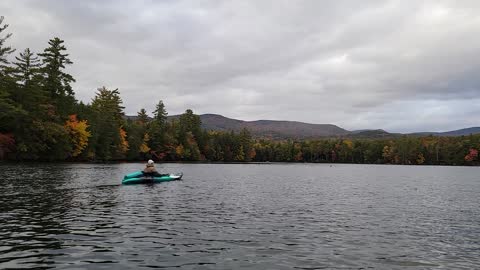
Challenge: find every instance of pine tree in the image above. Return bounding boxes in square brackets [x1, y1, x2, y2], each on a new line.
[0, 16, 22, 133]
[90, 87, 126, 160]
[127, 108, 151, 160]
[13, 48, 41, 83]
[39, 37, 76, 117]
[11, 48, 45, 110]
[0, 16, 15, 68]
[0, 89, 22, 132]
[239, 128, 255, 161]
[148, 100, 169, 157]
[137, 108, 149, 125]
[153, 100, 167, 124]
[177, 109, 202, 146]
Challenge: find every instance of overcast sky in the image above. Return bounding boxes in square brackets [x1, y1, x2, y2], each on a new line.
[1, 0, 479, 132]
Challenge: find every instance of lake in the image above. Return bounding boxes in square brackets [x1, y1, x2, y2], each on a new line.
[0, 163, 479, 269]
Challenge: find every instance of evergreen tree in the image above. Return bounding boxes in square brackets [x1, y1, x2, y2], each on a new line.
[90, 87, 126, 160]
[0, 16, 22, 133]
[239, 128, 255, 161]
[125, 120, 143, 160]
[184, 131, 201, 160]
[91, 87, 125, 124]
[137, 108, 149, 125]
[13, 48, 41, 84]
[0, 88, 23, 132]
[11, 48, 45, 112]
[125, 108, 151, 160]
[177, 109, 202, 146]
[0, 16, 14, 68]
[153, 100, 167, 124]
[39, 37, 76, 117]
[148, 100, 169, 158]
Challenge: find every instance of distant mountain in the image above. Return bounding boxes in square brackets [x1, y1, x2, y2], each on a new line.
[126, 113, 479, 139]
[124, 115, 150, 122]
[169, 114, 349, 139]
[411, 127, 480, 137]
[349, 129, 399, 139]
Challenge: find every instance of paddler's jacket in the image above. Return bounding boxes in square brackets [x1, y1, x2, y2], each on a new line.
[143, 164, 158, 174]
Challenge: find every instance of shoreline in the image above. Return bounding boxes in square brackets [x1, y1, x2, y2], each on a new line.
[0, 160, 477, 167]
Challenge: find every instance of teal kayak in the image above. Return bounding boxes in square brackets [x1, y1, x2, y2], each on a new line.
[122, 171, 183, 185]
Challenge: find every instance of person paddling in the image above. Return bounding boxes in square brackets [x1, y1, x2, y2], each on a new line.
[143, 159, 160, 176]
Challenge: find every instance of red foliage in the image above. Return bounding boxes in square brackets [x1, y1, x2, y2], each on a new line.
[0, 133, 15, 159]
[465, 148, 478, 162]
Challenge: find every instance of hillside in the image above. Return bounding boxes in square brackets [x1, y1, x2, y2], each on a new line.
[173, 114, 350, 139]
[411, 127, 480, 137]
[122, 113, 480, 140]
[349, 129, 399, 139]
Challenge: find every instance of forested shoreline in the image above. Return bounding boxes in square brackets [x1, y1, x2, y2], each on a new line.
[0, 17, 478, 165]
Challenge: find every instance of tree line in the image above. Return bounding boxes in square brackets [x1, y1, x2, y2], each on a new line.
[253, 136, 479, 165]
[0, 17, 478, 165]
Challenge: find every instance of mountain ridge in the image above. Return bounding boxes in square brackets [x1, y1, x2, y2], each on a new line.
[168, 113, 350, 139]
[410, 127, 480, 137]
[126, 113, 479, 139]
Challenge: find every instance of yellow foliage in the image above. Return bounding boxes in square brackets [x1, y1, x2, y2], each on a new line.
[119, 127, 129, 153]
[64, 114, 91, 157]
[139, 133, 150, 153]
[176, 144, 185, 157]
[382, 145, 396, 163]
[343, 139, 353, 149]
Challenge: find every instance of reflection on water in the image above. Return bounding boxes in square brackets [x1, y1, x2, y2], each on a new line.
[0, 163, 479, 269]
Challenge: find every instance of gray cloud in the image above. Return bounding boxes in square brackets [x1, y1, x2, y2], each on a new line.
[1, 0, 479, 132]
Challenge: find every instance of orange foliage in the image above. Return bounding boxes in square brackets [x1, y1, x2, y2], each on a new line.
[64, 115, 91, 157]
[119, 127, 129, 154]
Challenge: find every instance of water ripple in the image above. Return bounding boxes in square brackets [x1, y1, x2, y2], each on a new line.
[0, 163, 479, 269]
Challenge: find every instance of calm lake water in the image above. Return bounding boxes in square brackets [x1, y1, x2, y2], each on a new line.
[0, 163, 479, 269]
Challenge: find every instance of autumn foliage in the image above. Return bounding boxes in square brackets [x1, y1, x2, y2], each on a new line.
[119, 127, 129, 154]
[64, 115, 91, 157]
[0, 133, 15, 159]
[465, 148, 478, 162]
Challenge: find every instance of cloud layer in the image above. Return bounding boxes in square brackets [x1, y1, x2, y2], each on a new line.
[1, 0, 479, 132]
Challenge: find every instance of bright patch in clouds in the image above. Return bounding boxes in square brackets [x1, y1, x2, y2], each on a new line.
[329, 54, 349, 65]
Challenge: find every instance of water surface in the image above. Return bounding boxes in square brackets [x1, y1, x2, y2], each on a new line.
[0, 163, 479, 269]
